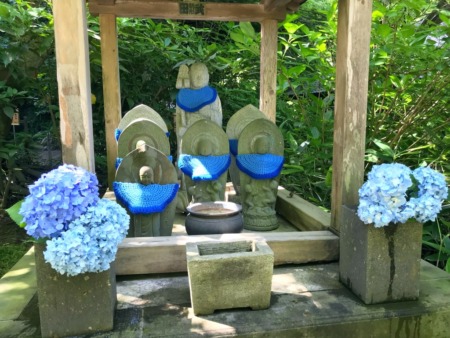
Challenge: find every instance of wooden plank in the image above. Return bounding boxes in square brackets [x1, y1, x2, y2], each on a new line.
[330, 0, 372, 232]
[275, 188, 331, 231]
[115, 231, 339, 275]
[53, 0, 95, 171]
[259, 19, 278, 122]
[89, 1, 286, 22]
[99, 14, 121, 189]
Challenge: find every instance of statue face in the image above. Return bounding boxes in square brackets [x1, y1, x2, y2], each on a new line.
[189, 63, 209, 89]
[253, 136, 271, 154]
[197, 139, 213, 156]
[139, 166, 154, 185]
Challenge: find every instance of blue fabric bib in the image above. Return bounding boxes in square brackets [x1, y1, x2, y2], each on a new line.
[113, 182, 179, 214]
[236, 154, 284, 179]
[229, 139, 238, 156]
[178, 154, 230, 181]
[176, 86, 217, 112]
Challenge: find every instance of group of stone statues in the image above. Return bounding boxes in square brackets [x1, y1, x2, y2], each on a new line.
[113, 62, 284, 237]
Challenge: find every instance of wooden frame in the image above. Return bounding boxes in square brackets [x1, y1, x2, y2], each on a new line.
[53, 0, 373, 271]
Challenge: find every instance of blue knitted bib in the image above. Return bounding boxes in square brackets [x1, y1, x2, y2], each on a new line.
[236, 154, 284, 179]
[229, 139, 238, 156]
[178, 154, 230, 181]
[176, 86, 217, 112]
[113, 182, 179, 214]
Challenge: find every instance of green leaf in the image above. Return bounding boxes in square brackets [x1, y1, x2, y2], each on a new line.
[310, 127, 320, 139]
[239, 22, 255, 39]
[6, 200, 26, 228]
[445, 259, 450, 273]
[283, 23, 300, 34]
[3, 106, 14, 118]
[373, 139, 395, 160]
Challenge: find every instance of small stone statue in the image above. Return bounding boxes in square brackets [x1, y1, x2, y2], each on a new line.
[114, 144, 179, 237]
[178, 119, 230, 204]
[236, 118, 284, 231]
[226, 104, 268, 196]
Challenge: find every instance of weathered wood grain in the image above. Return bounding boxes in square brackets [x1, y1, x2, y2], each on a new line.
[115, 231, 339, 275]
[259, 19, 278, 122]
[331, 0, 372, 232]
[53, 0, 95, 171]
[99, 14, 121, 189]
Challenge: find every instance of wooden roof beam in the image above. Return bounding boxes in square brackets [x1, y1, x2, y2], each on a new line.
[264, 0, 291, 12]
[89, 1, 286, 22]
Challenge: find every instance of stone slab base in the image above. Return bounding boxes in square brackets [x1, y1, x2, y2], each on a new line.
[4, 259, 450, 337]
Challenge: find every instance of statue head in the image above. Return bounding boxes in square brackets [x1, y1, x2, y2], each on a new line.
[196, 137, 213, 156]
[252, 135, 271, 154]
[139, 166, 155, 185]
[189, 62, 209, 89]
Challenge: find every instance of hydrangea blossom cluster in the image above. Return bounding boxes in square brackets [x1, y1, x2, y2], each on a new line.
[357, 163, 448, 227]
[44, 199, 129, 276]
[20, 164, 99, 239]
[19, 164, 130, 276]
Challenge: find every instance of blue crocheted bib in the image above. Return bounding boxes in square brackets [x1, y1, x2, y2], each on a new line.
[113, 182, 179, 214]
[176, 86, 217, 112]
[178, 154, 230, 181]
[115, 128, 122, 142]
[236, 154, 284, 179]
[229, 139, 238, 156]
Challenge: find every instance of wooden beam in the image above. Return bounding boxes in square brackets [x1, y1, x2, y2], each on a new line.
[53, 0, 95, 172]
[265, 0, 291, 12]
[115, 231, 339, 275]
[331, 0, 372, 232]
[89, 1, 286, 22]
[259, 19, 278, 122]
[276, 188, 330, 231]
[99, 14, 121, 189]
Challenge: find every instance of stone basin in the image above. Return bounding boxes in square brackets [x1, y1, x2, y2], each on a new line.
[185, 202, 243, 235]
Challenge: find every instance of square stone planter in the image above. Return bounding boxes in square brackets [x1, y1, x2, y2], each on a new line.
[339, 206, 423, 304]
[186, 240, 274, 315]
[34, 244, 117, 338]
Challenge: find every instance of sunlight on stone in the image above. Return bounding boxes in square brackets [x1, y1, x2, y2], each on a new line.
[187, 308, 237, 335]
[117, 293, 150, 307]
[0, 281, 34, 293]
[272, 273, 310, 294]
[1, 267, 32, 278]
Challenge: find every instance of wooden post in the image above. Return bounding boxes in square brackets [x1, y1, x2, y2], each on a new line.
[100, 14, 121, 189]
[53, 0, 95, 172]
[260, 19, 278, 122]
[331, 0, 373, 232]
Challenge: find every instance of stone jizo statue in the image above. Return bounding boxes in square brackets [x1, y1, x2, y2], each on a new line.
[236, 118, 284, 231]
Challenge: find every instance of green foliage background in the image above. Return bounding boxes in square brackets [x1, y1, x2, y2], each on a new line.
[0, 0, 449, 271]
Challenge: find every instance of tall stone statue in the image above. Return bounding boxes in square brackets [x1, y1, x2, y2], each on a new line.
[226, 105, 267, 196]
[175, 62, 223, 209]
[114, 144, 179, 237]
[178, 119, 230, 204]
[236, 118, 284, 231]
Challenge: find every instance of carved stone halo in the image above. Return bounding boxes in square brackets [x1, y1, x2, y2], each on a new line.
[226, 104, 267, 140]
[118, 118, 170, 157]
[238, 118, 284, 156]
[181, 119, 229, 155]
[118, 104, 168, 133]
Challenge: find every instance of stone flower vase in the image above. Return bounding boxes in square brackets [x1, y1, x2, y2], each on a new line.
[34, 243, 116, 338]
[339, 206, 423, 304]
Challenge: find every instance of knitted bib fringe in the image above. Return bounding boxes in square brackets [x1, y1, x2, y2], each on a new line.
[113, 182, 179, 214]
[236, 154, 284, 179]
[178, 154, 230, 181]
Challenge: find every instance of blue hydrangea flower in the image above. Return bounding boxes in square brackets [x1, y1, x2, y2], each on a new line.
[44, 199, 130, 276]
[20, 164, 99, 239]
[357, 163, 447, 227]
